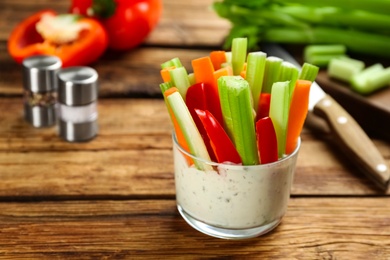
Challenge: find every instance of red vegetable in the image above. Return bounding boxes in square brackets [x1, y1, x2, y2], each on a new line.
[191, 57, 224, 126]
[8, 10, 108, 67]
[186, 83, 217, 162]
[70, 0, 162, 50]
[256, 93, 271, 121]
[256, 117, 278, 164]
[195, 109, 242, 164]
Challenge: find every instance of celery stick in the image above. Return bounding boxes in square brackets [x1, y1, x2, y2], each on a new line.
[231, 38, 247, 75]
[261, 56, 283, 93]
[188, 73, 195, 86]
[159, 82, 172, 94]
[328, 57, 365, 83]
[167, 92, 212, 170]
[225, 51, 232, 64]
[304, 44, 346, 67]
[218, 76, 259, 165]
[169, 67, 191, 100]
[161, 57, 182, 69]
[269, 81, 290, 157]
[246, 51, 267, 111]
[279, 61, 299, 98]
[351, 64, 390, 95]
[299, 63, 319, 82]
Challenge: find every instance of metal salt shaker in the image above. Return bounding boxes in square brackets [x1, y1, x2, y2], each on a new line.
[22, 55, 62, 127]
[57, 66, 99, 142]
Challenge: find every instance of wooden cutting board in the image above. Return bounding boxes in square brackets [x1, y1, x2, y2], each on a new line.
[316, 70, 390, 141]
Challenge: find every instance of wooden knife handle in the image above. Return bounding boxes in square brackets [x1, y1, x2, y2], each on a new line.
[313, 94, 390, 190]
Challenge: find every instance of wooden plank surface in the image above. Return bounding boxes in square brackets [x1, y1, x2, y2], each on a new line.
[1, 97, 389, 198]
[0, 198, 389, 259]
[0, 0, 390, 258]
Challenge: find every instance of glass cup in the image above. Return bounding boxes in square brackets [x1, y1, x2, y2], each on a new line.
[172, 133, 300, 240]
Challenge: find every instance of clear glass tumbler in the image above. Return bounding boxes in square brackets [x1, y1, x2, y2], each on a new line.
[172, 133, 300, 239]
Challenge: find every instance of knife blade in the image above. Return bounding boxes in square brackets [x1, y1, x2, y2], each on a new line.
[263, 43, 390, 191]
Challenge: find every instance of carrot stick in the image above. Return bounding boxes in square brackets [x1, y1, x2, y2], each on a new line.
[210, 50, 226, 70]
[285, 80, 312, 154]
[163, 87, 193, 165]
[213, 66, 233, 82]
[160, 66, 175, 83]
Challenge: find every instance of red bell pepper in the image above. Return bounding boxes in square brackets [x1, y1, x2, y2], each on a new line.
[186, 83, 217, 162]
[70, 0, 162, 50]
[195, 109, 242, 164]
[8, 10, 108, 67]
[256, 93, 271, 121]
[256, 117, 278, 164]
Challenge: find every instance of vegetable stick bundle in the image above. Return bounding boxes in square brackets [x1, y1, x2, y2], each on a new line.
[160, 38, 319, 166]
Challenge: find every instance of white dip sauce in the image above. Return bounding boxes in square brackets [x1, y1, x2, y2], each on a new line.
[174, 146, 297, 229]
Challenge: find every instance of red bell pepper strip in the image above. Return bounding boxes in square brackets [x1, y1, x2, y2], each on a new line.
[256, 117, 278, 164]
[195, 109, 242, 164]
[191, 57, 224, 127]
[7, 10, 108, 67]
[70, 0, 162, 50]
[256, 93, 271, 121]
[186, 83, 217, 162]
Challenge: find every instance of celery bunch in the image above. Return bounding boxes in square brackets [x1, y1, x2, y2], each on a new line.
[212, 0, 390, 58]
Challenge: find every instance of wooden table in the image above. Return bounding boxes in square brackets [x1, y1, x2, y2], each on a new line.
[1, 0, 389, 259]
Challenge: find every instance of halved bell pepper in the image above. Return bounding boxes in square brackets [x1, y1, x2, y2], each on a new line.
[8, 10, 108, 67]
[195, 109, 242, 164]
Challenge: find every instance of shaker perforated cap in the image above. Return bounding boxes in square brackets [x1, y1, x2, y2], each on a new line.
[57, 66, 99, 106]
[22, 55, 62, 93]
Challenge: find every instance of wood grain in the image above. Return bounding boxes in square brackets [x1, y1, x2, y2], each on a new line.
[0, 198, 389, 259]
[0, 98, 389, 198]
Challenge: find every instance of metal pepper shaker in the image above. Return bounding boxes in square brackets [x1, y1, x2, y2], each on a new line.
[22, 55, 62, 127]
[57, 66, 99, 142]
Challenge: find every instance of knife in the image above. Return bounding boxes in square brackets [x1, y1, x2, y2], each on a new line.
[263, 43, 390, 191]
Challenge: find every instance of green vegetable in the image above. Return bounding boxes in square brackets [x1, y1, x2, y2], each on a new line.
[328, 57, 365, 83]
[269, 81, 290, 157]
[246, 51, 267, 111]
[169, 67, 191, 99]
[212, 1, 390, 57]
[218, 76, 259, 165]
[351, 64, 390, 95]
[261, 56, 283, 93]
[299, 63, 319, 82]
[167, 91, 212, 170]
[231, 37, 247, 75]
[279, 61, 299, 99]
[304, 44, 346, 67]
[161, 57, 183, 69]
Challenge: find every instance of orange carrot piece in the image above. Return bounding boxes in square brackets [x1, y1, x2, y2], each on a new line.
[210, 50, 226, 70]
[160, 66, 176, 83]
[240, 70, 246, 79]
[285, 80, 312, 154]
[163, 87, 193, 164]
[213, 66, 233, 82]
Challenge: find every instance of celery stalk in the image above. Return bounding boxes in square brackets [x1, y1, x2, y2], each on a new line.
[261, 56, 283, 93]
[169, 67, 191, 100]
[246, 51, 267, 111]
[161, 57, 183, 69]
[328, 57, 365, 83]
[167, 92, 212, 170]
[299, 63, 319, 82]
[231, 38, 247, 75]
[269, 81, 290, 157]
[304, 45, 346, 67]
[218, 76, 259, 165]
[279, 61, 299, 98]
[351, 64, 390, 95]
